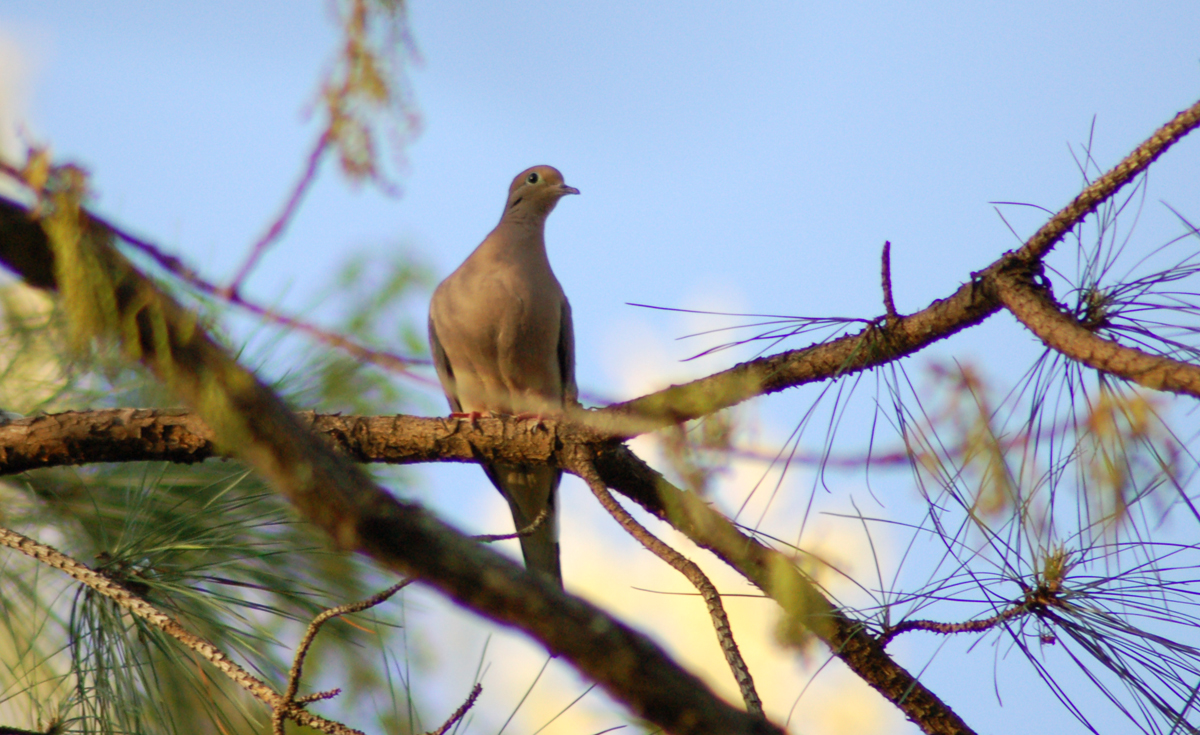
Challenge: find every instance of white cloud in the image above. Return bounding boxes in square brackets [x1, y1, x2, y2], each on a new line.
[0, 28, 43, 201]
[0, 31, 32, 161]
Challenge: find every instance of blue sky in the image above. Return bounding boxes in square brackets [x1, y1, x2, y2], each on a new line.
[2, 3, 1199, 733]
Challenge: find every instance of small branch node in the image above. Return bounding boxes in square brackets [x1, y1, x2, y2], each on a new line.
[273, 580, 411, 734]
[881, 240, 899, 323]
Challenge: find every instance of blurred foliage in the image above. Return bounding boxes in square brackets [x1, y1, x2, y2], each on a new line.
[1, 3, 435, 728]
[282, 252, 433, 417]
[0, 229, 432, 733]
[320, 0, 420, 186]
[658, 410, 738, 497]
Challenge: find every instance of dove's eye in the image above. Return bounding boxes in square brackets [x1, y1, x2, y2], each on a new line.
[527, 172, 540, 184]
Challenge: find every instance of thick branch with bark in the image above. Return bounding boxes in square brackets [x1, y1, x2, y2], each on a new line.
[593, 96, 1200, 435]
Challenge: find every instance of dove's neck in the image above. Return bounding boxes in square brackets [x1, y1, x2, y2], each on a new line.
[500, 202, 553, 225]
[482, 219, 552, 266]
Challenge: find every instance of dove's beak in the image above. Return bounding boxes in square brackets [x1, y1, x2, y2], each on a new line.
[560, 185, 580, 196]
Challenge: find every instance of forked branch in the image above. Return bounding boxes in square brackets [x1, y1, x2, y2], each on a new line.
[274, 580, 414, 735]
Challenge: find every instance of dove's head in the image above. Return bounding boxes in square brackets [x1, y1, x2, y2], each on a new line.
[503, 165, 579, 220]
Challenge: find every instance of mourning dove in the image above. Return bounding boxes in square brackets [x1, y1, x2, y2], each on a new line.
[428, 165, 579, 588]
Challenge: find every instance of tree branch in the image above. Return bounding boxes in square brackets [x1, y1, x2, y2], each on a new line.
[572, 453, 763, 716]
[584, 443, 979, 735]
[0, 161, 429, 377]
[274, 580, 413, 735]
[229, 131, 331, 297]
[1010, 100, 1200, 265]
[0, 409, 564, 476]
[995, 271, 1200, 398]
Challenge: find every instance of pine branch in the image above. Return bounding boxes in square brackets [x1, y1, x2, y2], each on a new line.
[0, 525, 363, 735]
[996, 270, 1200, 397]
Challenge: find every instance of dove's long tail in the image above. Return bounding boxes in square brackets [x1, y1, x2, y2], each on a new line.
[485, 463, 562, 588]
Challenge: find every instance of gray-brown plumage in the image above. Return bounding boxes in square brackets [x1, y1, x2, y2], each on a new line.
[428, 165, 579, 587]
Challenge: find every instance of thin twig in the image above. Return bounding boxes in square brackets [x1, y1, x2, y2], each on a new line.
[881, 240, 898, 322]
[878, 573, 1072, 649]
[109, 220, 431, 376]
[586, 443, 980, 735]
[0, 526, 363, 735]
[878, 601, 1032, 649]
[0, 159, 431, 378]
[228, 132, 331, 296]
[474, 508, 550, 543]
[273, 580, 413, 735]
[572, 457, 764, 716]
[427, 683, 483, 735]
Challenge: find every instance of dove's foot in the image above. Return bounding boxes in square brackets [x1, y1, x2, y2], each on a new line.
[513, 411, 553, 429]
[449, 410, 496, 425]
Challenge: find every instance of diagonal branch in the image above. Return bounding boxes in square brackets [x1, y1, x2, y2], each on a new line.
[1010, 100, 1200, 265]
[585, 443, 979, 735]
[0, 161, 429, 377]
[590, 96, 1200, 437]
[228, 132, 331, 297]
[995, 271, 1200, 398]
[571, 453, 763, 716]
[274, 580, 413, 735]
[427, 684, 483, 735]
[108, 213, 431, 375]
